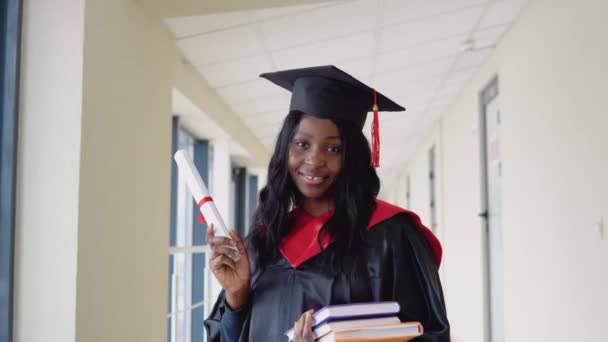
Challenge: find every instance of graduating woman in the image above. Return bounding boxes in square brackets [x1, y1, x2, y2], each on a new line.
[204, 65, 450, 342]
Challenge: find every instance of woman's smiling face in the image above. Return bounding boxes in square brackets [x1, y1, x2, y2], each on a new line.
[288, 115, 343, 201]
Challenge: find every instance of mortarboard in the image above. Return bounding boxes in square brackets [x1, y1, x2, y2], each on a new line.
[260, 65, 405, 167]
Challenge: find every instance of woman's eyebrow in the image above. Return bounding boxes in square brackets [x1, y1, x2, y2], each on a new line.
[293, 131, 341, 140]
[293, 131, 313, 138]
[293, 131, 342, 141]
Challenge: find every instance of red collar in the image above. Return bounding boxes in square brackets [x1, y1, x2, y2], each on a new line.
[278, 199, 442, 268]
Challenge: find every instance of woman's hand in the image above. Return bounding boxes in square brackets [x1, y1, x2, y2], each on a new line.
[206, 224, 251, 310]
[293, 310, 315, 342]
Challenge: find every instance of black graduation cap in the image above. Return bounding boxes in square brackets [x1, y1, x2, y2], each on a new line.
[259, 65, 405, 167]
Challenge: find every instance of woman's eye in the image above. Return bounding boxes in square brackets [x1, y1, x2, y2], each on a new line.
[327, 145, 342, 153]
[294, 141, 308, 149]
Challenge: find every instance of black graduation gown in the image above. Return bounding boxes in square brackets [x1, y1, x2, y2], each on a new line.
[204, 213, 450, 341]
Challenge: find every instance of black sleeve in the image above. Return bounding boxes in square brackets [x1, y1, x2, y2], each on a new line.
[203, 290, 227, 342]
[370, 214, 450, 341]
[204, 291, 250, 342]
[204, 238, 257, 342]
[221, 300, 247, 342]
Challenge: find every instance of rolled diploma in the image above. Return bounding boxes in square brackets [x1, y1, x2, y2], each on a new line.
[174, 150, 239, 259]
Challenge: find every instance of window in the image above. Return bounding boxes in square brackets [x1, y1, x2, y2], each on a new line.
[168, 118, 210, 342]
[0, 0, 22, 340]
[246, 175, 258, 230]
[231, 167, 247, 237]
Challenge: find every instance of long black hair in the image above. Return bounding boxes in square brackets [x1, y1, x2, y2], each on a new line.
[249, 111, 380, 274]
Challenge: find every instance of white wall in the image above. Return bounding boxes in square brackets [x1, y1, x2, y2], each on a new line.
[387, 0, 608, 341]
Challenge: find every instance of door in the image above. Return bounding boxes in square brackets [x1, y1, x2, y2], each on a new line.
[479, 77, 504, 342]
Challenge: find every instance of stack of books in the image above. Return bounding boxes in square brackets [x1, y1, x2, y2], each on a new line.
[284, 302, 423, 342]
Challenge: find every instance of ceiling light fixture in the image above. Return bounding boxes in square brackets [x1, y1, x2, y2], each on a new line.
[460, 37, 476, 52]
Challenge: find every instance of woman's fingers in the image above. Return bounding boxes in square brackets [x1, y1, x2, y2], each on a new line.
[294, 310, 315, 342]
[210, 253, 237, 272]
[304, 310, 313, 333]
[302, 310, 314, 341]
[208, 235, 238, 260]
[207, 224, 236, 250]
[228, 230, 246, 253]
[208, 235, 235, 249]
[214, 243, 239, 255]
[205, 224, 215, 242]
[293, 319, 302, 342]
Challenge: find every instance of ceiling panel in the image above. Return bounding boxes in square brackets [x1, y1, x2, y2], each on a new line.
[261, 0, 377, 50]
[231, 94, 291, 118]
[376, 57, 454, 84]
[383, 0, 488, 26]
[217, 78, 287, 104]
[272, 32, 374, 70]
[471, 24, 509, 49]
[198, 55, 273, 88]
[375, 72, 442, 106]
[443, 68, 476, 90]
[377, 109, 415, 125]
[379, 6, 485, 52]
[453, 48, 492, 71]
[176, 26, 264, 65]
[251, 2, 332, 21]
[246, 121, 283, 134]
[164, 12, 250, 38]
[479, 0, 529, 29]
[339, 58, 373, 85]
[376, 35, 465, 72]
[242, 110, 286, 125]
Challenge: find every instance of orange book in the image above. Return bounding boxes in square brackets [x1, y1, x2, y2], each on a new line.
[317, 322, 423, 342]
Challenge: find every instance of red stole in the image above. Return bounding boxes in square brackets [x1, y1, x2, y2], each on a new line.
[279, 199, 443, 268]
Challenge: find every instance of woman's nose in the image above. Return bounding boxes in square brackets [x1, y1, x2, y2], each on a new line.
[304, 149, 325, 167]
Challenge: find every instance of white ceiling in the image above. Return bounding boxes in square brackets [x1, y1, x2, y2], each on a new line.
[164, 0, 528, 181]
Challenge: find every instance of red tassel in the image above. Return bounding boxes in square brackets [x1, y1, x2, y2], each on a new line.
[371, 89, 380, 168]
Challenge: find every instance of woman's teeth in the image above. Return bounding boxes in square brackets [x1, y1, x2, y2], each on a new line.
[300, 173, 325, 184]
[305, 175, 323, 181]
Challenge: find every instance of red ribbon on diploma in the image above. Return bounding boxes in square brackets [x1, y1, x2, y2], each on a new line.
[197, 196, 213, 224]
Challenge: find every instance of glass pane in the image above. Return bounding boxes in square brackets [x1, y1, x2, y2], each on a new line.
[191, 306, 205, 342]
